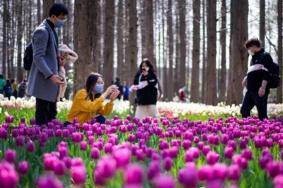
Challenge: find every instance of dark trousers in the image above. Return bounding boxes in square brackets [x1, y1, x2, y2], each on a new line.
[240, 90, 268, 120]
[36, 98, 57, 126]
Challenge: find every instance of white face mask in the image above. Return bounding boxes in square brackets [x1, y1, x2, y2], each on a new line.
[248, 50, 254, 56]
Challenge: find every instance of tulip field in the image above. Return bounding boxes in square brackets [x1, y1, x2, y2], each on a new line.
[0, 97, 283, 188]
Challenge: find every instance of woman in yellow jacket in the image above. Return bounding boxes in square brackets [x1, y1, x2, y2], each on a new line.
[67, 73, 120, 124]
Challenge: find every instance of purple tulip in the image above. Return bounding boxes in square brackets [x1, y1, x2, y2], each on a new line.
[163, 157, 173, 171]
[153, 174, 176, 188]
[27, 141, 35, 153]
[0, 127, 7, 139]
[104, 143, 113, 153]
[241, 148, 253, 160]
[91, 147, 100, 160]
[18, 161, 29, 175]
[266, 161, 280, 178]
[5, 149, 16, 163]
[202, 145, 211, 156]
[113, 148, 131, 168]
[224, 146, 234, 159]
[71, 157, 84, 167]
[124, 164, 144, 185]
[148, 160, 161, 180]
[63, 156, 72, 169]
[71, 132, 83, 143]
[94, 156, 117, 180]
[53, 160, 66, 176]
[80, 141, 88, 151]
[213, 163, 228, 180]
[182, 140, 192, 150]
[198, 165, 214, 181]
[15, 136, 25, 146]
[274, 175, 283, 188]
[228, 164, 241, 181]
[36, 175, 63, 188]
[71, 165, 86, 185]
[206, 151, 220, 165]
[0, 161, 19, 188]
[178, 165, 198, 188]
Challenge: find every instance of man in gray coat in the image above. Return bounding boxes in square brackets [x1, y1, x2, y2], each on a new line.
[27, 3, 68, 126]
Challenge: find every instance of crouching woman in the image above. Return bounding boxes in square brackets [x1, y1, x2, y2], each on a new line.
[67, 73, 119, 124]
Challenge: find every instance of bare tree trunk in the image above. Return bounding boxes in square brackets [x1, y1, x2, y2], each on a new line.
[125, 0, 138, 112]
[63, 0, 73, 46]
[162, 0, 167, 100]
[16, 0, 24, 81]
[143, 0, 155, 65]
[174, 10, 181, 94]
[260, 0, 265, 47]
[73, 0, 98, 93]
[9, 0, 16, 79]
[2, 0, 9, 77]
[117, 0, 125, 81]
[37, 0, 42, 24]
[43, 0, 55, 19]
[167, 0, 174, 101]
[219, 0, 227, 102]
[191, 0, 200, 102]
[201, 0, 207, 103]
[178, 0, 187, 88]
[205, 0, 217, 105]
[95, 0, 103, 74]
[227, 0, 248, 104]
[103, 0, 115, 87]
[277, 0, 283, 103]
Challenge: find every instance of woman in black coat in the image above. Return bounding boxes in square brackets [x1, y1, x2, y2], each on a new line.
[131, 59, 158, 119]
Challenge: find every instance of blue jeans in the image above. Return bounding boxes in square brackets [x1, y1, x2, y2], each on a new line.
[95, 115, 106, 124]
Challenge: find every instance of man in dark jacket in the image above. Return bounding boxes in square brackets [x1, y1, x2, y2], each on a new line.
[27, 3, 68, 125]
[241, 38, 273, 120]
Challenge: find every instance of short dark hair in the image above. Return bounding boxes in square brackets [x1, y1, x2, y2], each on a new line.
[49, 3, 68, 17]
[245, 38, 261, 49]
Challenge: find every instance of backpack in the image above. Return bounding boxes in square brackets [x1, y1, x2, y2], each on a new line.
[261, 52, 280, 88]
[23, 42, 33, 71]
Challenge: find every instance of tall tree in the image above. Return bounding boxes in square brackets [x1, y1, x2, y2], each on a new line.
[178, 0, 187, 88]
[201, 0, 207, 103]
[167, 0, 174, 101]
[117, 0, 125, 81]
[260, 0, 265, 47]
[16, 0, 24, 81]
[191, 0, 201, 102]
[103, 0, 115, 86]
[125, 0, 138, 110]
[219, 0, 227, 102]
[63, 0, 73, 46]
[174, 10, 181, 93]
[227, 0, 248, 104]
[143, 0, 155, 65]
[95, 0, 103, 73]
[43, 0, 55, 19]
[73, 0, 98, 92]
[2, 0, 9, 77]
[205, 0, 217, 105]
[277, 0, 283, 103]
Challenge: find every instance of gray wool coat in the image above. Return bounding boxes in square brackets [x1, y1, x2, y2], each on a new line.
[27, 20, 59, 102]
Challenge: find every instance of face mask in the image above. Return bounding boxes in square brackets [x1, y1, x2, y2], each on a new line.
[248, 50, 254, 56]
[94, 84, 104, 93]
[54, 18, 66, 28]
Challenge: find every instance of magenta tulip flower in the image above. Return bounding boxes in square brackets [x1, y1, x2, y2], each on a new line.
[153, 174, 176, 188]
[18, 161, 29, 175]
[36, 175, 63, 188]
[5, 149, 16, 163]
[0, 161, 19, 188]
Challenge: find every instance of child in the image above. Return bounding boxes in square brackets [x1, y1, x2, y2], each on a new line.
[58, 44, 78, 101]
